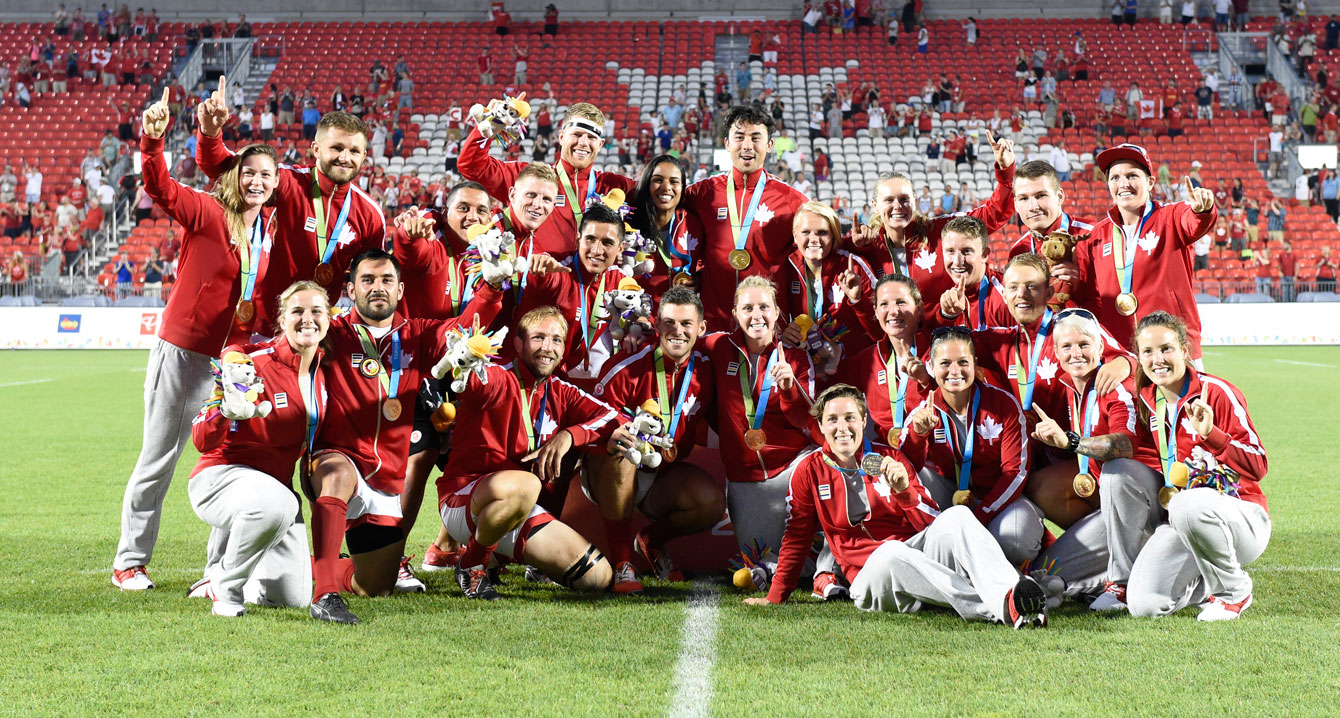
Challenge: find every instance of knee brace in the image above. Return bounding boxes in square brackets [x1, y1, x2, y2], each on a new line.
[560, 544, 608, 590]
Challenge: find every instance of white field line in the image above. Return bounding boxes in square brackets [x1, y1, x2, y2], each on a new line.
[1254, 566, 1340, 573]
[1273, 359, 1338, 368]
[0, 379, 54, 388]
[668, 581, 720, 718]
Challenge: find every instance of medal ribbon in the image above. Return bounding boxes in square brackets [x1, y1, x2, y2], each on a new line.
[574, 262, 607, 352]
[513, 364, 551, 452]
[352, 325, 401, 400]
[311, 169, 352, 267]
[1153, 373, 1191, 488]
[556, 164, 598, 227]
[1013, 308, 1055, 410]
[658, 211, 693, 277]
[237, 210, 267, 303]
[885, 340, 916, 429]
[654, 348, 696, 441]
[738, 344, 780, 431]
[301, 361, 320, 450]
[973, 275, 990, 330]
[1110, 200, 1153, 297]
[725, 171, 768, 254]
[883, 231, 907, 276]
[935, 387, 981, 493]
[802, 264, 823, 320]
[1071, 376, 1100, 476]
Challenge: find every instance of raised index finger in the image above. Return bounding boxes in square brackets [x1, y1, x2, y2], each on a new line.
[1184, 176, 1194, 193]
[218, 75, 226, 96]
[160, 87, 170, 106]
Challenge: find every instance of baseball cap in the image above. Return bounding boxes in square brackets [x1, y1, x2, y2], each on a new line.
[1096, 143, 1153, 175]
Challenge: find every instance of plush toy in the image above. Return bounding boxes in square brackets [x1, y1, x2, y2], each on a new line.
[600, 277, 652, 343]
[209, 351, 272, 420]
[432, 324, 509, 393]
[617, 228, 658, 277]
[790, 314, 844, 377]
[468, 95, 532, 148]
[1038, 231, 1084, 310]
[621, 399, 672, 470]
[466, 221, 524, 291]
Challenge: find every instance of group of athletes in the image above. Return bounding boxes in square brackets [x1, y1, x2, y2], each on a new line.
[108, 73, 1270, 628]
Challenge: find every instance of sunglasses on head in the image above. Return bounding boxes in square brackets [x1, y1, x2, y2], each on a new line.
[1055, 307, 1097, 322]
[930, 325, 973, 339]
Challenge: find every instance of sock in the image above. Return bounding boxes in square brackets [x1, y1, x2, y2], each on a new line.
[643, 517, 680, 551]
[336, 557, 356, 593]
[311, 496, 349, 599]
[602, 516, 634, 566]
[457, 537, 496, 570]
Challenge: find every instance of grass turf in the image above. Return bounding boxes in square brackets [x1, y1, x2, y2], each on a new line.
[1, 346, 1338, 716]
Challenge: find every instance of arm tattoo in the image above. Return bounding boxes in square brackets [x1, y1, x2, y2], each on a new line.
[1077, 433, 1133, 461]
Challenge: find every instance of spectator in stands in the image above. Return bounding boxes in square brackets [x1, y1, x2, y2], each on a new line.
[100, 130, 122, 166]
[7, 251, 28, 290]
[1159, 0, 1174, 22]
[55, 195, 79, 230]
[1194, 81, 1214, 119]
[1194, 230, 1211, 271]
[1112, 0, 1125, 24]
[1266, 199, 1285, 241]
[1049, 140, 1072, 182]
[867, 103, 886, 137]
[916, 23, 928, 54]
[1124, 0, 1139, 25]
[113, 251, 133, 296]
[1325, 15, 1340, 51]
[234, 14, 252, 39]
[142, 247, 164, 298]
[0, 164, 15, 204]
[544, 4, 559, 35]
[803, 2, 823, 34]
[1278, 241, 1298, 301]
[23, 162, 41, 205]
[16, 81, 31, 109]
[1298, 29, 1317, 77]
[1213, 0, 1230, 29]
[477, 47, 493, 87]
[938, 186, 957, 215]
[1252, 246, 1273, 295]
[962, 16, 978, 45]
[917, 185, 933, 215]
[397, 73, 414, 110]
[827, 101, 842, 138]
[96, 179, 115, 224]
[512, 41, 528, 85]
[1267, 125, 1283, 179]
[1322, 170, 1340, 221]
[392, 122, 405, 157]
[1316, 245, 1336, 292]
[301, 97, 320, 140]
[1098, 80, 1116, 107]
[59, 228, 82, 274]
[1180, 0, 1195, 24]
[1125, 81, 1143, 118]
[794, 171, 813, 196]
[492, 1, 512, 36]
[1232, 0, 1248, 28]
[736, 62, 752, 103]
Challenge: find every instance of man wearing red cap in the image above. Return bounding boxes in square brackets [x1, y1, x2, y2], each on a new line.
[1072, 144, 1216, 365]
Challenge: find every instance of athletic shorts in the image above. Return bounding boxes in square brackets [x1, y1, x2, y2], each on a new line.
[409, 375, 450, 457]
[440, 476, 555, 563]
[580, 461, 659, 513]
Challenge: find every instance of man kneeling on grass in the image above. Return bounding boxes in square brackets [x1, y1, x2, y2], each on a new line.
[743, 384, 1058, 628]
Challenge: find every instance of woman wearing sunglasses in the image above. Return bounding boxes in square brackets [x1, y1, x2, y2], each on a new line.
[900, 326, 1041, 566]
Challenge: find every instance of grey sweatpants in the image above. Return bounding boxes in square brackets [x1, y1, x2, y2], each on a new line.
[919, 468, 1044, 566]
[114, 338, 216, 570]
[849, 505, 1018, 622]
[727, 447, 818, 571]
[1127, 488, 1270, 617]
[188, 464, 311, 607]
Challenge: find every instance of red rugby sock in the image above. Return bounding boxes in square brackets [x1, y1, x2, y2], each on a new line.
[457, 537, 496, 570]
[603, 516, 634, 566]
[644, 517, 680, 550]
[312, 496, 348, 599]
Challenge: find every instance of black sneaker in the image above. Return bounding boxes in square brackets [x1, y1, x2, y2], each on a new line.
[1004, 575, 1048, 629]
[310, 592, 360, 624]
[456, 565, 501, 600]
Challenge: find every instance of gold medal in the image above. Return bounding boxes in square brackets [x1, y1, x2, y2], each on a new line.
[672, 271, 694, 287]
[1158, 485, 1178, 509]
[661, 442, 678, 463]
[314, 262, 335, 285]
[235, 299, 255, 324]
[952, 489, 972, 506]
[1115, 292, 1138, 317]
[744, 428, 767, 451]
[1072, 472, 1096, 498]
[728, 249, 752, 271]
[887, 426, 901, 446]
[382, 397, 402, 422]
[359, 357, 382, 378]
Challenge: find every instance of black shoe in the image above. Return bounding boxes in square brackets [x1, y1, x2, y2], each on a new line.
[456, 564, 501, 600]
[310, 592, 360, 624]
[1005, 575, 1048, 629]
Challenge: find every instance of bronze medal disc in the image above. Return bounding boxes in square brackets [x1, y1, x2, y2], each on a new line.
[382, 397, 402, 422]
[1158, 485, 1178, 510]
[661, 442, 678, 463]
[887, 427, 901, 446]
[1115, 292, 1139, 317]
[728, 249, 752, 271]
[1072, 472, 1096, 498]
[744, 428, 767, 451]
[673, 271, 694, 287]
[235, 299, 255, 324]
[314, 262, 335, 285]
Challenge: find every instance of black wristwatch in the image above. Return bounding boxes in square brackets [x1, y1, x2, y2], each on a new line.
[1065, 430, 1082, 453]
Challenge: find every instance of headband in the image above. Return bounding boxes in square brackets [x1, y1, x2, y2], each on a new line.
[564, 117, 604, 140]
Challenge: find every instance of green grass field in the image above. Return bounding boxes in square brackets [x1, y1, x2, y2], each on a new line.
[2, 347, 1339, 716]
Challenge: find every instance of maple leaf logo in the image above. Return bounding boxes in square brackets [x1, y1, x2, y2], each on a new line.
[830, 281, 843, 305]
[1036, 357, 1058, 382]
[978, 416, 1003, 444]
[682, 393, 699, 416]
[1181, 417, 1198, 438]
[872, 479, 892, 499]
[680, 232, 699, 253]
[540, 413, 559, 440]
[753, 203, 775, 226]
[1137, 231, 1160, 255]
[914, 248, 936, 271]
[400, 352, 413, 370]
[262, 235, 273, 253]
[336, 224, 359, 247]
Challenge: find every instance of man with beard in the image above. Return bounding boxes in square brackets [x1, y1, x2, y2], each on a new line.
[307, 250, 506, 624]
[587, 288, 725, 594]
[458, 99, 635, 257]
[196, 77, 385, 327]
[437, 306, 620, 599]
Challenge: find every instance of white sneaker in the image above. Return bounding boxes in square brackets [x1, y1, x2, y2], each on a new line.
[111, 566, 155, 591]
[187, 577, 211, 599]
[1198, 594, 1253, 622]
[1089, 581, 1128, 612]
[1028, 570, 1067, 610]
[212, 601, 247, 618]
[394, 555, 427, 593]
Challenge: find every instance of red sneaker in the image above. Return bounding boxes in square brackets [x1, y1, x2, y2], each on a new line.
[112, 565, 155, 591]
[421, 544, 460, 573]
[612, 561, 644, 595]
[1198, 593, 1253, 622]
[633, 528, 684, 581]
[1089, 581, 1128, 612]
[810, 571, 849, 601]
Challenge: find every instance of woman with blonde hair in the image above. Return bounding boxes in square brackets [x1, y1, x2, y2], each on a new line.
[113, 89, 282, 591]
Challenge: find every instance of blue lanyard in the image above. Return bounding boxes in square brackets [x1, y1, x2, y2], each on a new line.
[240, 211, 267, 301]
[316, 176, 352, 265]
[741, 345, 780, 431]
[886, 340, 916, 429]
[668, 354, 695, 438]
[1017, 308, 1055, 410]
[1114, 200, 1153, 296]
[859, 436, 876, 475]
[1075, 381, 1099, 476]
[936, 388, 981, 492]
[387, 330, 401, 397]
[664, 212, 691, 264]
[303, 362, 320, 450]
[727, 172, 769, 252]
[1058, 212, 1072, 233]
[974, 275, 990, 330]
